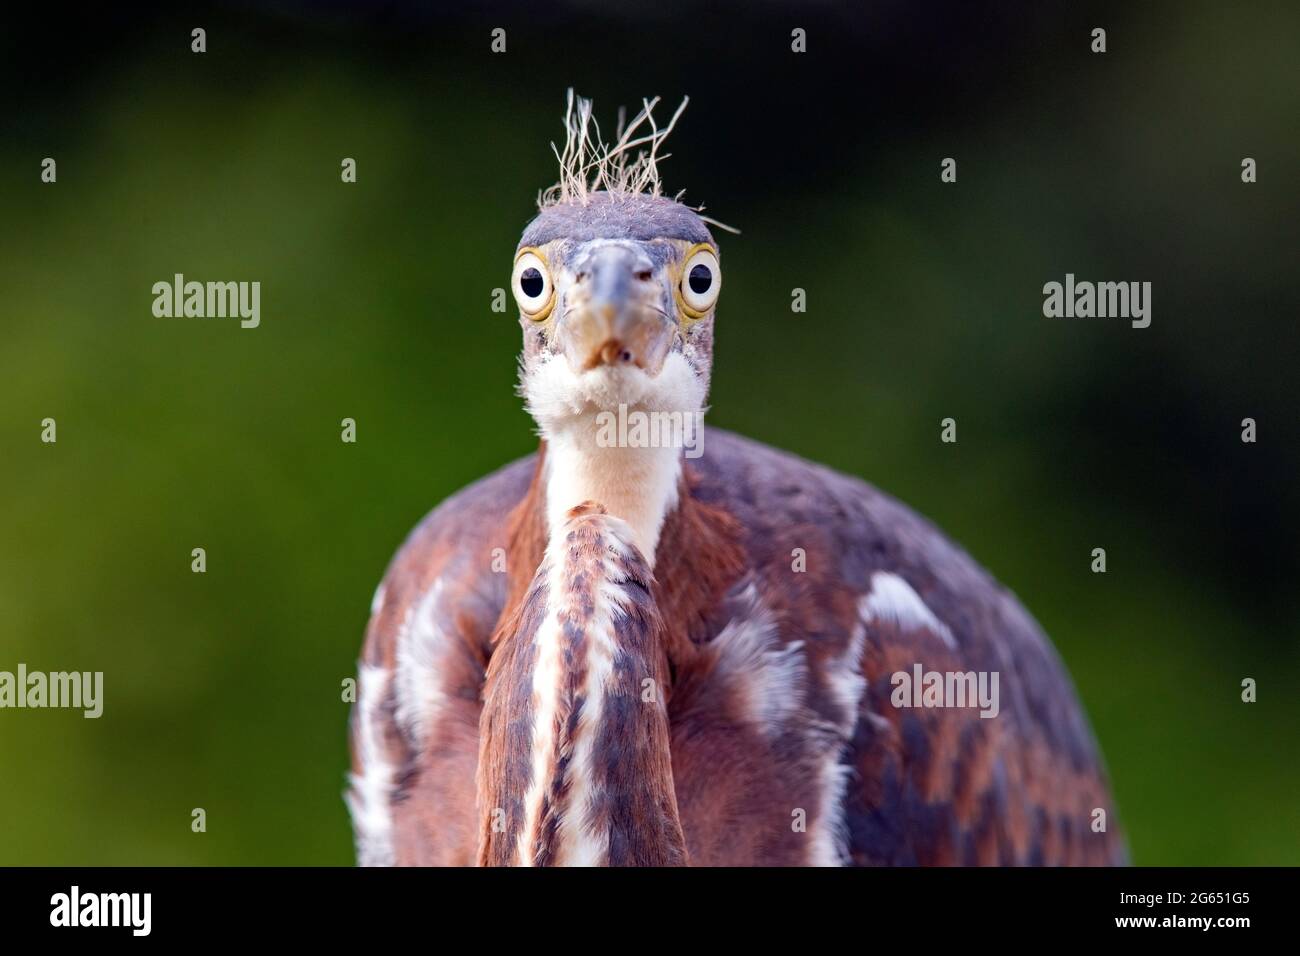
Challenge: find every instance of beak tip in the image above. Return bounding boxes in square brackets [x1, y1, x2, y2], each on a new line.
[582, 339, 638, 369]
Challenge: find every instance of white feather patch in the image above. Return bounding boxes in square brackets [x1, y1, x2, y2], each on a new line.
[393, 578, 452, 747]
[346, 664, 397, 867]
[863, 571, 957, 648]
[809, 614, 872, 868]
[809, 759, 856, 867]
[711, 585, 809, 738]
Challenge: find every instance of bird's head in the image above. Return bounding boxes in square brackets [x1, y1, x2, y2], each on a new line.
[514, 94, 723, 433]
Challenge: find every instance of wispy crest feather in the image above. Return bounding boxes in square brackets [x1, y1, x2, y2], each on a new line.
[538, 91, 738, 234]
[538, 90, 688, 208]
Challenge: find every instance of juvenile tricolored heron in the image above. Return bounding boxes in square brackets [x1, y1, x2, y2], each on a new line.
[348, 92, 1124, 867]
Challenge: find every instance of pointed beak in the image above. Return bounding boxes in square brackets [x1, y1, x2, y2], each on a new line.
[559, 246, 672, 375]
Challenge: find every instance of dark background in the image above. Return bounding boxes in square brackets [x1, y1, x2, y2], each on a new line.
[1, 1, 1296, 864]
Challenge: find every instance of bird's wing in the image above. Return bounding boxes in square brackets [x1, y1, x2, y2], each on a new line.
[346, 455, 536, 865]
[687, 428, 1126, 865]
[841, 483, 1127, 865]
[845, 572, 1126, 865]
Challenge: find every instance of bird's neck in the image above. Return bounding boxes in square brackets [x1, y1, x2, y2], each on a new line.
[477, 503, 688, 866]
[541, 414, 683, 567]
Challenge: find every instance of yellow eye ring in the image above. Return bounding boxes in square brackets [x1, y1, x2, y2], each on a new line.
[677, 242, 721, 321]
[512, 247, 555, 321]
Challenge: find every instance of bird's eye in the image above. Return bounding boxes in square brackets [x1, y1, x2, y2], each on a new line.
[689, 265, 711, 294]
[680, 246, 721, 316]
[521, 268, 544, 298]
[512, 250, 554, 319]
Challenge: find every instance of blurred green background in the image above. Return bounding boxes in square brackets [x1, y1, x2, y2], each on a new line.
[1, 1, 1296, 865]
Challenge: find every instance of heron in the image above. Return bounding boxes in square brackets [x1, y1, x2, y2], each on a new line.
[347, 92, 1125, 866]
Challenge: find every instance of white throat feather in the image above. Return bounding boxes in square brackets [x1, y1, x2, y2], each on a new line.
[522, 351, 705, 565]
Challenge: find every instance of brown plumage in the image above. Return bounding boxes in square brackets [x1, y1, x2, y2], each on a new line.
[350, 431, 1125, 866]
[477, 503, 687, 866]
[346, 93, 1124, 867]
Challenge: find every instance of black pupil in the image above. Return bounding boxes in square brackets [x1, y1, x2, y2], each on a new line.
[688, 264, 712, 295]
[520, 268, 544, 298]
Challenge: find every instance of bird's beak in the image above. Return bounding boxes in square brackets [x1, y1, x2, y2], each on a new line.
[559, 246, 672, 376]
